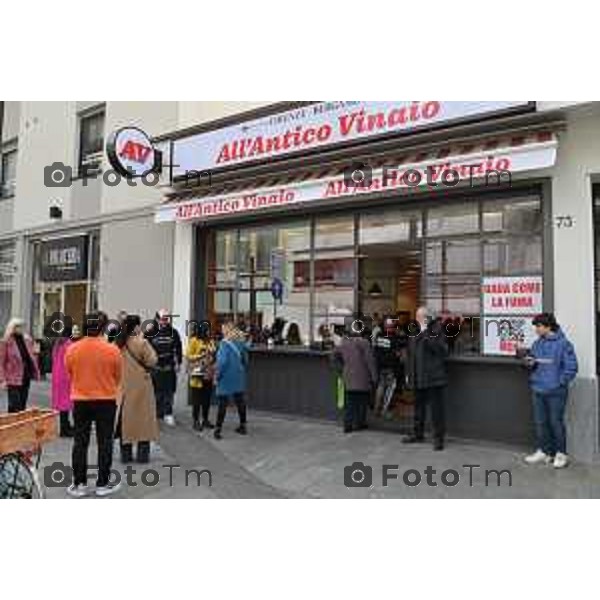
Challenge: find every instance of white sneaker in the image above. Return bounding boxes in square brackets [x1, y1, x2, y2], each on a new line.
[66, 484, 90, 498]
[524, 449, 550, 465]
[95, 481, 123, 497]
[553, 453, 569, 469]
[164, 415, 176, 426]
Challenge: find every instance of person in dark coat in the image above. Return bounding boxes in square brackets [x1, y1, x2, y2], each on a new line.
[403, 306, 449, 450]
[334, 322, 377, 434]
[146, 309, 182, 426]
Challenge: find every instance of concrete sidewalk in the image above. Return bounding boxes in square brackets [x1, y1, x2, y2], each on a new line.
[4, 381, 600, 498]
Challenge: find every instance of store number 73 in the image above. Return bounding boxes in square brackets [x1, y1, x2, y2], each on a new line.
[555, 215, 575, 229]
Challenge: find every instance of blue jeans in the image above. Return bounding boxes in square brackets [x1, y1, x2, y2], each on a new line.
[532, 388, 568, 456]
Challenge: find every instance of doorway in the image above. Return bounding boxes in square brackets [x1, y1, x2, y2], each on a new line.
[358, 210, 423, 431]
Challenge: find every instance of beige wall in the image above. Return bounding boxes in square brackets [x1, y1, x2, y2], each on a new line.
[176, 101, 272, 130]
[100, 101, 178, 214]
[551, 104, 600, 378]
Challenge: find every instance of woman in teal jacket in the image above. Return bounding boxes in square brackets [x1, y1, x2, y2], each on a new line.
[214, 321, 249, 440]
[523, 313, 578, 469]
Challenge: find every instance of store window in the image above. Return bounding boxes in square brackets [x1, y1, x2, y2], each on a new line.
[78, 109, 105, 175]
[207, 222, 311, 341]
[203, 192, 543, 352]
[1, 147, 17, 199]
[313, 216, 356, 339]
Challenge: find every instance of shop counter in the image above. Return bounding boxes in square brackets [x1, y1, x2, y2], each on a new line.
[246, 347, 534, 447]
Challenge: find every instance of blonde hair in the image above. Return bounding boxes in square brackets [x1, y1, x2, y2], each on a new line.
[3, 317, 25, 341]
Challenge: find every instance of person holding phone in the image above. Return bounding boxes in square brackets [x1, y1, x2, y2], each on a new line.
[523, 313, 578, 469]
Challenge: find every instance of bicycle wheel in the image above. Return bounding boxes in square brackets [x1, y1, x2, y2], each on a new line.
[0, 453, 45, 499]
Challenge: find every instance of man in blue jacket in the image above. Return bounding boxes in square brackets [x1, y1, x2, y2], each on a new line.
[523, 313, 578, 469]
[213, 321, 249, 440]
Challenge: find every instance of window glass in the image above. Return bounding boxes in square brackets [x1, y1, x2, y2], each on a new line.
[483, 236, 542, 274]
[315, 215, 354, 248]
[482, 196, 541, 233]
[1, 149, 17, 197]
[360, 210, 422, 246]
[79, 110, 105, 171]
[427, 203, 479, 237]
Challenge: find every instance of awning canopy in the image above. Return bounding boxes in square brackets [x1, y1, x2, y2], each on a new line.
[155, 130, 558, 224]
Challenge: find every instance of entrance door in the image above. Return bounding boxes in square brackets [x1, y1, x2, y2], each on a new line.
[358, 209, 423, 432]
[64, 283, 88, 330]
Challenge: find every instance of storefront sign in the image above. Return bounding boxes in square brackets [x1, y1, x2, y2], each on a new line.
[156, 135, 556, 223]
[39, 236, 88, 282]
[482, 276, 543, 356]
[172, 101, 531, 176]
[482, 276, 543, 315]
[482, 316, 538, 356]
[106, 127, 160, 177]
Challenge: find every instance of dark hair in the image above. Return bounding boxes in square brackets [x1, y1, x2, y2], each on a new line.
[83, 311, 108, 337]
[286, 322, 302, 345]
[117, 315, 142, 348]
[532, 312, 559, 332]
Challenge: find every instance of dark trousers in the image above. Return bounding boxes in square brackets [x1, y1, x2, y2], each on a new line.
[414, 386, 446, 443]
[191, 383, 213, 423]
[155, 389, 174, 419]
[215, 393, 247, 429]
[344, 390, 369, 430]
[533, 388, 568, 456]
[7, 378, 31, 413]
[72, 400, 117, 487]
[59, 410, 73, 435]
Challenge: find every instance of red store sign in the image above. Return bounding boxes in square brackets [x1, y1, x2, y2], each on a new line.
[156, 133, 557, 223]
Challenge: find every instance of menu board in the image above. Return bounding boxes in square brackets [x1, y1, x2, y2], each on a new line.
[481, 276, 543, 356]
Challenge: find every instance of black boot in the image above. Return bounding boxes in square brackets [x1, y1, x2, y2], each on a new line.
[214, 428, 223, 440]
[137, 441, 150, 463]
[193, 420, 202, 431]
[202, 420, 215, 429]
[120, 443, 134, 463]
[235, 424, 247, 435]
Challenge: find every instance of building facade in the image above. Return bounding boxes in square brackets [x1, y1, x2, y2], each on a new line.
[1, 100, 599, 461]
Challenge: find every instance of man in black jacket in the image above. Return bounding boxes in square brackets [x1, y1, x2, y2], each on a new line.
[147, 309, 182, 426]
[404, 306, 449, 451]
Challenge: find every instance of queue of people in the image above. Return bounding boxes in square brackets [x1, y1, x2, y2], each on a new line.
[0, 306, 581, 487]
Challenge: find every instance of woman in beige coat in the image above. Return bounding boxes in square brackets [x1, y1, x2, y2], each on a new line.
[116, 314, 159, 463]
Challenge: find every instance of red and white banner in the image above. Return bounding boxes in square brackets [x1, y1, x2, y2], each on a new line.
[156, 133, 557, 223]
[171, 101, 530, 175]
[482, 275, 543, 356]
[482, 276, 543, 316]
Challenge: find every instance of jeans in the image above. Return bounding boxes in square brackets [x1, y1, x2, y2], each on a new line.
[414, 386, 446, 443]
[344, 390, 369, 430]
[215, 393, 247, 429]
[532, 388, 568, 456]
[191, 382, 213, 423]
[72, 400, 117, 487]
[155, 389, 174, 419]
[7, 378, 31, 413]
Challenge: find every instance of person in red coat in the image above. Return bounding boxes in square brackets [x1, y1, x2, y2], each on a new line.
[0, 318, 41, 413]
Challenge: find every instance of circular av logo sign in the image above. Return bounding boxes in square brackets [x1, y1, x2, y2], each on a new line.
[106, 127, 160, 177]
